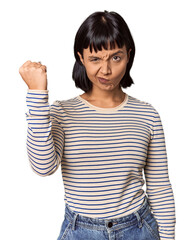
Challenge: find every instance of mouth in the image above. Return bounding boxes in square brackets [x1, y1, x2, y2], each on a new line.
[98, 77, 109, 84]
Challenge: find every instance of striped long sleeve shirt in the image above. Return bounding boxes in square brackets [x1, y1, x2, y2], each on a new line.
[25, 89, 176, 239]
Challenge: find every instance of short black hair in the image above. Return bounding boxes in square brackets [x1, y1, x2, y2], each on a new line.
[72, 10, 136, 92]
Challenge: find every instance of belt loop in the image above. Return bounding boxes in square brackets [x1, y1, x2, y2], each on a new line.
[71, 213, 79, 230]
[134, 211, 143, 228]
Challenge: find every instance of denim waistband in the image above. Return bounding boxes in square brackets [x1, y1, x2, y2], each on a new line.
[64, 195, 151, 231]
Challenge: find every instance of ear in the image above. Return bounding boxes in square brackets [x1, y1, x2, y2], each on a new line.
[77, 51, 84, 65]
[127, 48, 132, 62]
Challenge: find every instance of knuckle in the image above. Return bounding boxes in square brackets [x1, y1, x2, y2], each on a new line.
[37, 68, 42, 72]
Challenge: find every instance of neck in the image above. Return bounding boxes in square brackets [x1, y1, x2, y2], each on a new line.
[86, 87, 125, 102]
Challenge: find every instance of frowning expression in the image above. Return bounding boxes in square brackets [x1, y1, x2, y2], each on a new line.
[77, 42, 131, 91]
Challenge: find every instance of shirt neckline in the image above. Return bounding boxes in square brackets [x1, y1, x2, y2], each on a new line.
[77, 93, 129, 112]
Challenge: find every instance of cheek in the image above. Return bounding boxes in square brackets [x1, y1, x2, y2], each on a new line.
[112, 62, 127, 78]
[85, 64, 98, 77]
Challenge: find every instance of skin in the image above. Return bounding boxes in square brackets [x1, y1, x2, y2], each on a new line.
[77, 42, 131, 108]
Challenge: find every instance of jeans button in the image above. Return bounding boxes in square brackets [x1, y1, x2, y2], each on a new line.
[108, 222, 113, 228]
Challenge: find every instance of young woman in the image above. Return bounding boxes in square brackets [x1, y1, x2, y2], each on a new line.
[19, 10, 176, 240]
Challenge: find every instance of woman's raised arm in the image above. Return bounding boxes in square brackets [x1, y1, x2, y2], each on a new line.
[19, 61, 65, 176]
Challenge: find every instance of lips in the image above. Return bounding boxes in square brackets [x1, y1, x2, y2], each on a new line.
[98, 77, 109, 84]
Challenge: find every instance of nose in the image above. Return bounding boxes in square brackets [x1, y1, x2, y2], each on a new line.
[100, 61, 111, 75]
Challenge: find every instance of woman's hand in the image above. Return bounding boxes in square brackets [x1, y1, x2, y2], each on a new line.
[19, 60, 47, 90]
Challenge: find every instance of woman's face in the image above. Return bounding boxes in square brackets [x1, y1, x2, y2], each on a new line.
[77, 42, 131, 92]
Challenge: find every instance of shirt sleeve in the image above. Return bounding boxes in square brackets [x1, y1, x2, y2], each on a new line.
[25, 89, 65, 176]
[144, 107, 176, 239]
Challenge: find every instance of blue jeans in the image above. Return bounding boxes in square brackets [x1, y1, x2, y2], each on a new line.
[57, 196, 160, 240]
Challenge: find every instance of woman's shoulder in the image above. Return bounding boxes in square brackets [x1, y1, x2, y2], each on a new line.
[51, 95, 80, 111]
[127, 94, 154, 107]
[127, 94, 159, 114]
[126, 95, 164, 130]
[56, 95, 78, 104]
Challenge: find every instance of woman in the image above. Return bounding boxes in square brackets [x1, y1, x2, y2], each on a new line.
[19, 10, 176, 240]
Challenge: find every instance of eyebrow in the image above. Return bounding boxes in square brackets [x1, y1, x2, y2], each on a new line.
[88, 50, 124, 59]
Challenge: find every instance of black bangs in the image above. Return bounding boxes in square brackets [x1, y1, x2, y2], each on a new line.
[76, 11, 128, 56]
[83, 17, 126, 53]
[87, 34, 125, 53]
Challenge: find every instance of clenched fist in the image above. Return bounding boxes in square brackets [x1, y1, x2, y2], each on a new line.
[19, 60, 47, 90]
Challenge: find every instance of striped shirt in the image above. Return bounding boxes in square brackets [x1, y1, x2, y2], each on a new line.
[25, 89, 176, 239]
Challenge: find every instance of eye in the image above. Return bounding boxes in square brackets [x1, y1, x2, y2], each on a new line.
[90, 58, 99, 62]
[113, 56, 121, 61]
